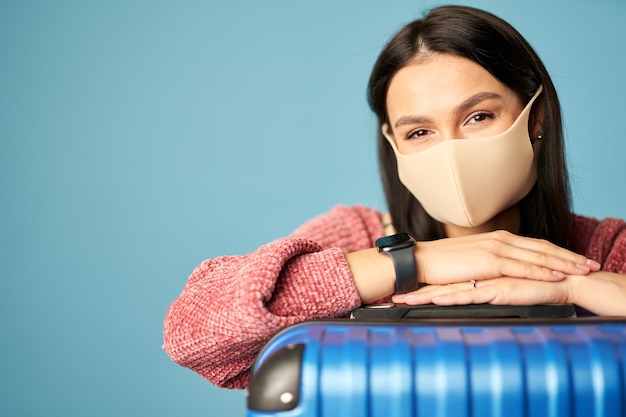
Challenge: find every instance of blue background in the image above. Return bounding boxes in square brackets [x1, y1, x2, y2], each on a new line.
[1, 0, 624, 416]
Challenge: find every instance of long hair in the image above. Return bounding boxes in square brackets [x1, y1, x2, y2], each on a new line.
[367, 5, 572, 248]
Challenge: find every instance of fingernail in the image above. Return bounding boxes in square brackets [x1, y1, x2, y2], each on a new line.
[552, 271, 566, 279]
[576, 263, 590, 272]
[587, 259, 601, 270]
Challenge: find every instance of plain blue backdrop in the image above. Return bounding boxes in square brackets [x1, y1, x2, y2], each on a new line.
[1, 0, 624, 416]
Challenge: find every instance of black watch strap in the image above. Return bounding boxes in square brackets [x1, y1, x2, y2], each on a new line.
[376, 233, 421, 294]
[386, 245, 419, 294]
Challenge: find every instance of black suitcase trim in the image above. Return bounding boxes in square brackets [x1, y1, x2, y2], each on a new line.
[248, 343, 304, 412]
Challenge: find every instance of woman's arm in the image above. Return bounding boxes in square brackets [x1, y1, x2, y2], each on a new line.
[391, 216, 626, 315]
[164, 207, 614, 388]
[162, 205, 383, 389]
[568, 271, 626, 315]
[350, 229, 599, 304]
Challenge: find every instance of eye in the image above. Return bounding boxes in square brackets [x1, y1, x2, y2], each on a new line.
[406, 128, 431, 140]
[466, 112, 495, 125]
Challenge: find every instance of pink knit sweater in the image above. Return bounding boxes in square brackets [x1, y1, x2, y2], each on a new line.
[162, 205, 626, 389]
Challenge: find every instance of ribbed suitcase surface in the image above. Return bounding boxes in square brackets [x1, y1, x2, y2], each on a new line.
[247, 319, 626, 417]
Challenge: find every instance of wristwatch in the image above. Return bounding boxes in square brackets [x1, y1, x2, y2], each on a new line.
[375, 232, 421, 294]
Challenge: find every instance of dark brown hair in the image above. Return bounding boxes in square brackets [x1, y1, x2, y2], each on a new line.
[367, 5, 572, 248]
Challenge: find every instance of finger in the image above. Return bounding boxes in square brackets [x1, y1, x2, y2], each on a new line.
[408, 279, 503, 306]
[421, 277, 568, 307]
[391, 284, 436, 303]
[399, 282, 482, 305]
[430, 288, 494, 306]
[481, 240, 589, 281]
[491, 231, 600, 275]
[493, 256, 568, 282]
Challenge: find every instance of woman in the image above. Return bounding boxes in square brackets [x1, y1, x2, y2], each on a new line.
[163, 5, 626, 389]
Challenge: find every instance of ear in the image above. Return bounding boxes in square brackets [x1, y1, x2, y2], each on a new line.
[529, 94, 545, 138]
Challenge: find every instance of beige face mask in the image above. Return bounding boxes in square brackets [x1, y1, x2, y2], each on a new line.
[383, 86, 543, 228]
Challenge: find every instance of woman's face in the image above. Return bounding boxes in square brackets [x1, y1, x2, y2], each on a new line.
[385, 53, 525, 154]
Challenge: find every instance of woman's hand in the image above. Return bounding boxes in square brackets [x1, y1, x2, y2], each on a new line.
[392, 271, 626, 317]
[392, 276, 571, 306]
[412, 230, 600, 286]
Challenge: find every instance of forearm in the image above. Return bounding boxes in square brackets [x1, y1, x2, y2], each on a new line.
[163, 239, 362, 389]
[345, 247, 396, 304]
[567, 271, 626, 316]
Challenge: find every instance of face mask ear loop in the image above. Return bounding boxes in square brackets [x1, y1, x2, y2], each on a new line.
[525, 86, 544, 148]
[381, 123, 392, 140]
[381, 123, 401, 153]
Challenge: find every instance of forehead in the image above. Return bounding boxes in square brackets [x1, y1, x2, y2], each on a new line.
[386, 54, 514, 116]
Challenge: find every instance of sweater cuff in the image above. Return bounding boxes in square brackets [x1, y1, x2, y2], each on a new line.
[266, 246, 362, 320]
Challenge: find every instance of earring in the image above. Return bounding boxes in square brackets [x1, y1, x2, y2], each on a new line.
[536, 131, 543, 141]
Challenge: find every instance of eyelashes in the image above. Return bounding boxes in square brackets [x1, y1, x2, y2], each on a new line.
[406, 128, 430, 140]
[467, 112, 495, 124]
[403, 111, 497, 140]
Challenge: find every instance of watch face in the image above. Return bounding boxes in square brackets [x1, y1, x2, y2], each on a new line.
[376, 233, 412, 249]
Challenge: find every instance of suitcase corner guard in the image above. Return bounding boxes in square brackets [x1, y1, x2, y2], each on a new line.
[248, 343, 305, 412]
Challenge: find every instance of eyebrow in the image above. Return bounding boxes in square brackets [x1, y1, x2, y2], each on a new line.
[393, 92, 503, 129]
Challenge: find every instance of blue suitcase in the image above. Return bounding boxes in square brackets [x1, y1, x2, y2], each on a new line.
[247, 316, 626, 417]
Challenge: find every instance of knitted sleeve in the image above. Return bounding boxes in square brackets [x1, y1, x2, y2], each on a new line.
[570, 214, 626, 274]
[162, 205, 384, 389]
